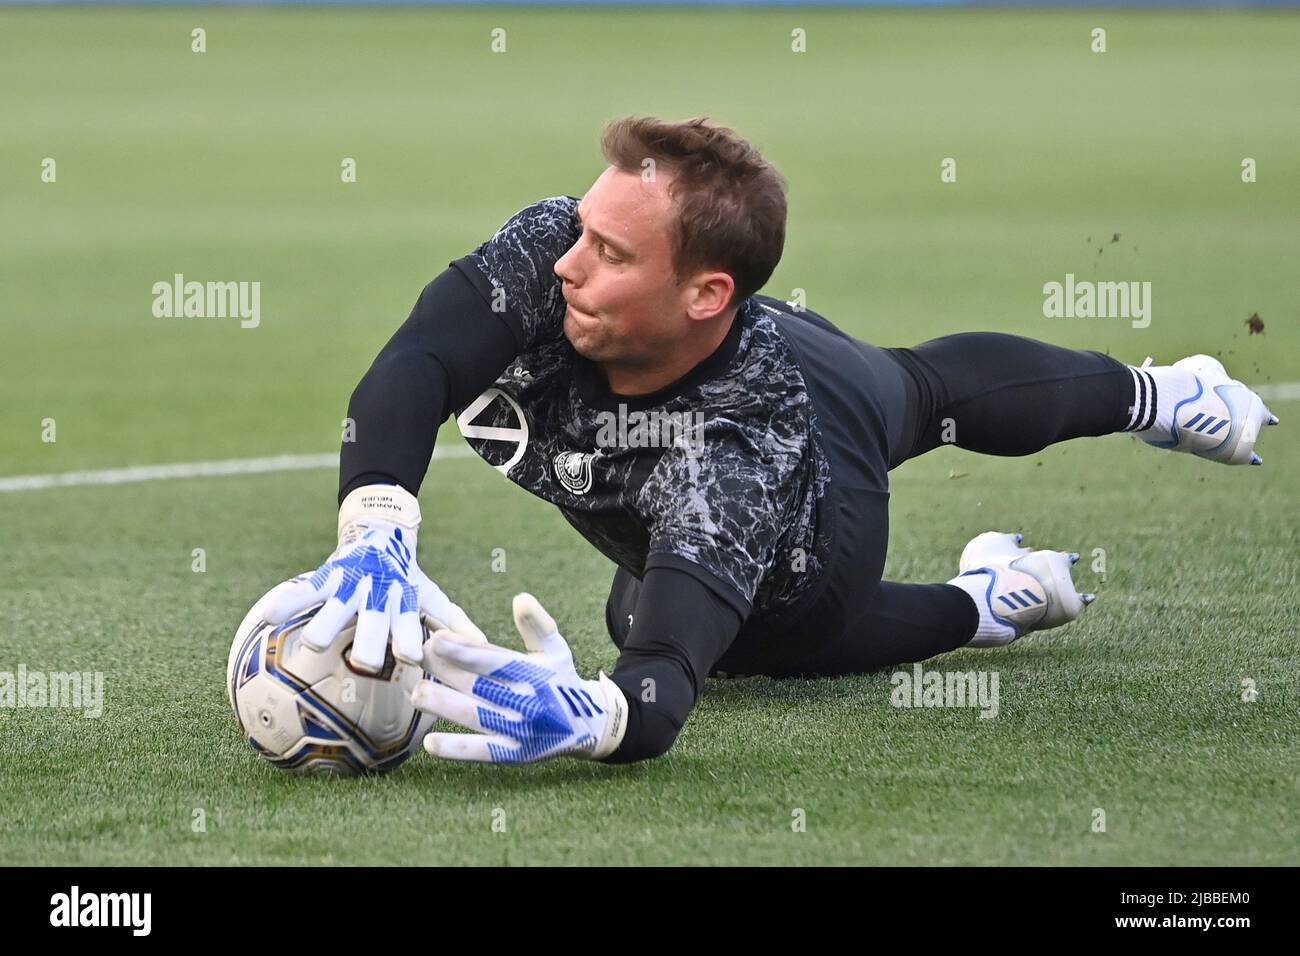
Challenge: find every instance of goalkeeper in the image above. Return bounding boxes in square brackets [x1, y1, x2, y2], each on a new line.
[262, 116, 1277, 766]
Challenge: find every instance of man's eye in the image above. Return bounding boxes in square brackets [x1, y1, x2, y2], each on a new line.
[577, 221, 621, 263]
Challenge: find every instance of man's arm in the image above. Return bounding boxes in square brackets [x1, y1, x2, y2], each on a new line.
[339, 265, 519, 501]
[412, 565, 743, 764]
[340, 194, 580, 500]
[600, 566, 742, 763]
[261, 264, 518, 670]
[263, 196, 579, 668]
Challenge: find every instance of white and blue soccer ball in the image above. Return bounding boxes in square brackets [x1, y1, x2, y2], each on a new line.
[227, 587, 435, 775]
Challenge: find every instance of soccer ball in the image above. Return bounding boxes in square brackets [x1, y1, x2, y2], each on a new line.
[227, 588, 436, 775]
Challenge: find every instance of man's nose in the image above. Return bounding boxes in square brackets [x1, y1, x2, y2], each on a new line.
[554, 245, 581, 286]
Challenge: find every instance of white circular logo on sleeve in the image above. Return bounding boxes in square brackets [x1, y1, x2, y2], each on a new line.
[456, 387, 529, 476]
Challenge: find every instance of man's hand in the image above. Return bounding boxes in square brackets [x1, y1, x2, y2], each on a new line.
[262, 484, 485, 673]
[412, 593, 629, 763]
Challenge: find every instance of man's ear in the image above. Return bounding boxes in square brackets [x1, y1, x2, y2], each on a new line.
[686, 271, 736, 322]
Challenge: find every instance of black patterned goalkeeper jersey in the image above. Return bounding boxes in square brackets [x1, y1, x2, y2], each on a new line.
[337, 193, 913, 760]
[447, 195, 837, 623]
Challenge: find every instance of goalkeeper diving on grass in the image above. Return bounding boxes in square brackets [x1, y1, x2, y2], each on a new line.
[259, 116, 1279, 765]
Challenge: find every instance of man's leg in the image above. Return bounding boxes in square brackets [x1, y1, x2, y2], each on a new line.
[883, 332, 1136, 465]
[783, 581, 978, 677]
[854, 333, 1133, 660]
[763, 332, 1130, 678]
[800, 331, 1282, 673]
[874, 332, 1277, 648]
[885, 332, 1276, 466]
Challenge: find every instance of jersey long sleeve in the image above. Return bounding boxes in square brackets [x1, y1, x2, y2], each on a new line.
[338, 265, 520, 501]
[599, 566, 741, 763]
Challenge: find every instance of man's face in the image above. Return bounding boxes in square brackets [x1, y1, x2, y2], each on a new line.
[554, 166, 730, 367]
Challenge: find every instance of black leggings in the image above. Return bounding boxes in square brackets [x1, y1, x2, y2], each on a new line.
[887, 332, 1133, 462]
[712, 332, 1133, 678]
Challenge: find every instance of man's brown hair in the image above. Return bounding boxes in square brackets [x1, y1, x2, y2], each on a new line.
[600, 115, 787, 309]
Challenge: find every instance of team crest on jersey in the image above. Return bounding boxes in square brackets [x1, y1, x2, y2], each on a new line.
[553, 450, 599, 495]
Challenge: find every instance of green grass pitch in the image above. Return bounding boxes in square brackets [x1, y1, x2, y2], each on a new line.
[0, 7, 1296, 865]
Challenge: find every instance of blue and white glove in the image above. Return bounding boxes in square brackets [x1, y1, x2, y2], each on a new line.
[412, 593, 629, 763]
[261, 484, 485, 674]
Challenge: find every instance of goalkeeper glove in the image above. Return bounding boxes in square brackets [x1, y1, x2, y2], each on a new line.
[262, 483, 485, 674]
[412, 593, 629, 763]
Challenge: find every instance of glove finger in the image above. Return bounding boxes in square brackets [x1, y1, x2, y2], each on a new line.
[512, 593, 575, 670]
[422, 638, 534, 715]
[301, 581, 359, 651]
[349, 578, 389, 674]
[511, 593, 559, 654]
[430, 632, 524, 678]
[422, 731, 520, 764]
[391, 600, 425, 668]
[411, 680, 518, 734]
[421, 635, 491, 695]
[417, 572, 489, 645]
[443, 604, 488, 645]
[415, 572, 455, 625]
[426, 650, 538, 717]
[261, 572, 328, 624]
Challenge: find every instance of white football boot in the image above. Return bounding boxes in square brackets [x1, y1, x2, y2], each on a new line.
[949, 532, 1095, 647]
[1134, 355, 1278, 466]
